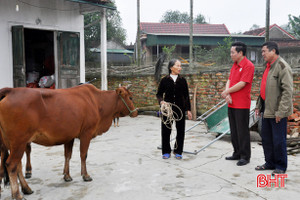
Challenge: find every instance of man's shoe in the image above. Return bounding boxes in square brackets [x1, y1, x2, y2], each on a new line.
[237, 159, 249, 166]
[272, 169, 286, 176]
[225, 156, 239, 160]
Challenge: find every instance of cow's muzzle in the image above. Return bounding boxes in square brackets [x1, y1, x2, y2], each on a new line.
[119, 95, 138, 116]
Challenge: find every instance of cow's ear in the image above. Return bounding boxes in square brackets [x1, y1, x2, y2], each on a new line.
[116, 88, 124, 96]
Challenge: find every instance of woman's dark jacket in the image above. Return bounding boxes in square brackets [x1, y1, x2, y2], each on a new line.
[156, 75, 191, 112]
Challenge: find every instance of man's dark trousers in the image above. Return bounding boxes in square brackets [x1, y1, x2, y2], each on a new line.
[261, 117, 287, 171]
[228, 107, 251, 161]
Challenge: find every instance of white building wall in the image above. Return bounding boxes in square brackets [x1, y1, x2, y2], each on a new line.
[0, 0, 86, 88]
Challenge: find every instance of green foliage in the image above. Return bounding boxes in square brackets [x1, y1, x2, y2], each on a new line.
[124, 53, 136, 65]
[194, 46, 213, 63]
[194, 37, 233, 65]
[162, 45, 176, 60]
[160, 10, 207, 24]
[194, 14, 207, 24]
[214, 37, 233, 64]
[84, 1, 127, 61]
[161, 10, 189, 23]
[250, 24, 260, 30]
[288, 14, 300, 39]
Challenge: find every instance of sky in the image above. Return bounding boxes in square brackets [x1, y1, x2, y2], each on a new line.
[113, 0, 299, 45]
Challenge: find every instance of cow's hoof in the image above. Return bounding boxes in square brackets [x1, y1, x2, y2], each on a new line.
[63, 175, 73, 182]
[22, 187, 34, 195]
[25, 172, 32, 179]
[12, 194, 26, 200]
[83, 175, 93, 182]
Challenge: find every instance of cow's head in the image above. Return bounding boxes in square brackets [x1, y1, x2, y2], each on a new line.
[116, 85, 138, 117]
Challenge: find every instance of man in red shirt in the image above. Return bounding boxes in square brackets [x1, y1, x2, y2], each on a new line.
[221, 41, 255, 166]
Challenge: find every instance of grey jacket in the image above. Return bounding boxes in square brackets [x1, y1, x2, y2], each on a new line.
[256, 56, 293, 118]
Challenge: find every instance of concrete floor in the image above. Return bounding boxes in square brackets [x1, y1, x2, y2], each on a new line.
[1, 115, 299, 200]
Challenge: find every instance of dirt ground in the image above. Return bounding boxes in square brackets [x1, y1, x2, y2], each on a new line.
[1, 115, 299, 200]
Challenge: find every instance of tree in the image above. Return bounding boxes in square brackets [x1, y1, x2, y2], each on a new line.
[250, 24, 260, 30]
[194, 14, 207, 24]
[160, 10, 190, 23]
[288, 14, 300, 39]
[84, 1, 127, 61]
[160, 10, 207, 24]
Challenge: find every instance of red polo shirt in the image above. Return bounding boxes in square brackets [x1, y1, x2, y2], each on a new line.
[228, 57, 255, 109]
[260, 58, 277, 100]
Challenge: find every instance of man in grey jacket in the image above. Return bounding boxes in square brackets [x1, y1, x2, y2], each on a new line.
[255, 41, 293, 175]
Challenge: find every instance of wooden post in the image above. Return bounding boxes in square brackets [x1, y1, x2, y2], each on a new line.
[137, 0, 141, 67]
[265, 0, 270, 42]
[189, 0, 193, 68]
[191, 84, 197, 120]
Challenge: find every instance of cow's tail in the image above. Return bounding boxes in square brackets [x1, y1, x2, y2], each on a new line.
[3, 149, 10, 186]
[0, 88, 11, 185]
[0, 88, 12, 102]
[0, 136, 10, 186]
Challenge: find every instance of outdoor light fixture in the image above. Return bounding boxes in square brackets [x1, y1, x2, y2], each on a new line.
[36, 18, 42, 25]
[16, 4, 19, 12]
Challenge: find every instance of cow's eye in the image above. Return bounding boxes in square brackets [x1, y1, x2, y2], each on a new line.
[129, 97, 133, 100]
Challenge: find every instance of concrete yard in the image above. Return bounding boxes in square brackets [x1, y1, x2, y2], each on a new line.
[1, 115, 299, 200]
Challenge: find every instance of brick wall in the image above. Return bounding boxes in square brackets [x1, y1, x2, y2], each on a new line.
[101, 70, 300, 115]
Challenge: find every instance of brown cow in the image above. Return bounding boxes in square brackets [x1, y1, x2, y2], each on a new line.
[0, 84, 138, 200]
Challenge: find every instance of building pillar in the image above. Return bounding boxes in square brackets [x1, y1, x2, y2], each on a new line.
[101, 8, 107, 90]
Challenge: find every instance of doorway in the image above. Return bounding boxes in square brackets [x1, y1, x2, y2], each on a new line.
[24, 29, 55, 88]
[12, 26, 80, 88]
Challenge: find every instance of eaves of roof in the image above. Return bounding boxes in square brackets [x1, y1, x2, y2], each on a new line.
[90, 48, 134, 54]
[144, 34, 265, 47]
[66, 0, 116, 10]
[146, 33, 264, 38]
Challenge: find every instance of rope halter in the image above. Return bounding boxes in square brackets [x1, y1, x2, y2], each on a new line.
[119, 95, 138, 116]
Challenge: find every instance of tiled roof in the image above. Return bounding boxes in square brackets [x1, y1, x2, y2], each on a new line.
[243, 27, 266, 36]
[243, 24, 295, 39]
[140, 22, 230, 35]
[271, 39, 300, 48]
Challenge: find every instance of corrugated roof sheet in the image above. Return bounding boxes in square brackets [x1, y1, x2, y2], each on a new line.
[140, 22, 230, 35]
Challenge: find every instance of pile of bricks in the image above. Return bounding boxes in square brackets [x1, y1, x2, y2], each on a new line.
[286, 104, 300, 154]
[287, 106, 300, 138]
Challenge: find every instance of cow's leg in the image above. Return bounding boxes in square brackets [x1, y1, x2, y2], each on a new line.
[0, 143, 8, 181]
[17, 161, 33, 195]
[25, 143, 32, 179]
[63, 139, 74, 182]
[6, 145, 29, 200]
[0, 144, 9, 196]
[80, 137, 92, 182]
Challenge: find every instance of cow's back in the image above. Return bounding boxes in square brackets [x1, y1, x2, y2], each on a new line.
[0, 85, 104, 146]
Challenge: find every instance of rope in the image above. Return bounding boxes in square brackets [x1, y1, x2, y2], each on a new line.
[160, 102, 183, 129]
[160, 102, 183, 150]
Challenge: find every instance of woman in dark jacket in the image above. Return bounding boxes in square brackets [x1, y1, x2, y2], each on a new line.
[156, 59, 192, 159]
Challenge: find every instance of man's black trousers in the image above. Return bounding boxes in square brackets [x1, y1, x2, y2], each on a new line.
[228, 107, 251, 161]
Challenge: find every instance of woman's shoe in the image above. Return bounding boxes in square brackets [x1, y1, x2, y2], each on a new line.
[175, 154, 182, 160]
[162, 153, 170, 159]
